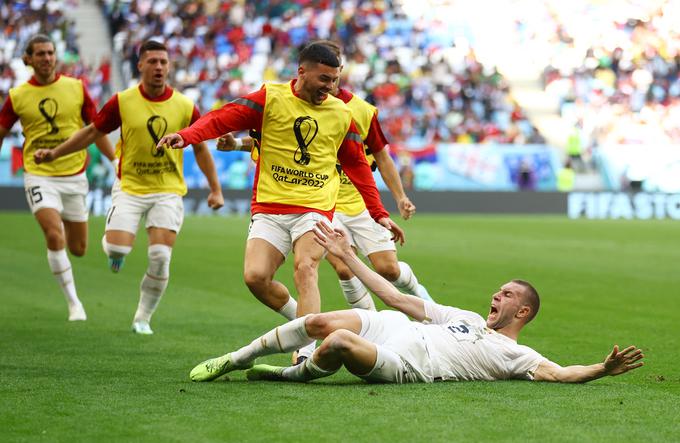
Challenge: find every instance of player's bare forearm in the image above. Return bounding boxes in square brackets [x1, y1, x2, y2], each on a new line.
[217, 133, 253, 152]
[94, 133, 115, 162]
[193, 141, 224, 209]
[55, 124, 102, 159]
[313, 221, 424, 320]
[374, 149, 413, 218]
[533, 345, 644, 383]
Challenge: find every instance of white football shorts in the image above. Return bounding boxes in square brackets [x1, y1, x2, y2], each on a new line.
[23, 172, 89, 222]
[354, 309, 431, 384]
[105, 181, 184, 234]
[332, 209, 395, 257]
[247, 212, 327, 257]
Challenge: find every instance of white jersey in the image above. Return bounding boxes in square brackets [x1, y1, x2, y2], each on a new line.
[413, 302, 547, 382]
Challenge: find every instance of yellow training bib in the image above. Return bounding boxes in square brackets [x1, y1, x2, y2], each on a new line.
[116, 86, 195, 196]
[10, 76, 87, 176]
[256, 82, 352, 210]
[335, 94, 377, 216]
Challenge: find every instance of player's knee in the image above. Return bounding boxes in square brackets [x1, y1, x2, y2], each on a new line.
[305, 313, 336, 338]
[376, 261, 400, 282]
[243, 268, 272, 291]
[294, 259, 318, 281]
[323, 329, 357, 353]
[45, 228, 65, 250]
[147, 244, 172, 278]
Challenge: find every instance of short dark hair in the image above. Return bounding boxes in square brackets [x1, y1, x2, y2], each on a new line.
[24, 34, 54, 56]
[512, 279, 540, 323]
[298, 43, 340, 68]
[138, 40, 167, 58]
[308, 39, 342, 60]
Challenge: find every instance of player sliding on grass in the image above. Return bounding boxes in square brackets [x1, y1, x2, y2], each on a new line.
[190, 221, 644, 384]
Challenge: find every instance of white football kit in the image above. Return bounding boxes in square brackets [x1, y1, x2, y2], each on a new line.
[357, 302, 547, 383]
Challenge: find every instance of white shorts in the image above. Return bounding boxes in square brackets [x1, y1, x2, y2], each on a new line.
[332, 209, 395, 257]
[23, 172, 89, 222]
[105, 181, 184, 234]
[247, 212, 327, 257]
[354, 309, 430, 384]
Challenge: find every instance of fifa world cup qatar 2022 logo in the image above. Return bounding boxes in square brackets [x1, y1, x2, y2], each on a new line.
[147, 115, 168, 157]
[293, 116, 318, 166]
[38, 98, 59, 134]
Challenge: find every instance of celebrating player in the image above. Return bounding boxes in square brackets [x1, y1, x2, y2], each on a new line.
[0, 34, 115, 321]
[189, 221, 644, 385]
[157, 43, 403, 359]
[35, 40, 224, 334]
[218, 39, 432, 313]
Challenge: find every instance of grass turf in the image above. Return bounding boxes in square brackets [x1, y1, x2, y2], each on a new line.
[0, 212, 678, 442]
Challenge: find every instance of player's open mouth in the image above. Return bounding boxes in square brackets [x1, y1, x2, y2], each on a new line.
[489, 306, 498, 315]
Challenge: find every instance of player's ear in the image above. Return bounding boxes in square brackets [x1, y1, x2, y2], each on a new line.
[517, 305, 531, 320]
[22, 54, 30, 66]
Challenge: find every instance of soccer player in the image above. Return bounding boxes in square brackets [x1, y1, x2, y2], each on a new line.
[217, 40, 432, 312]
[0, 34, 115, 321]
[189, 221, 644, 384]
[157, 43, 403, 359]
[35, 40, 224, 334]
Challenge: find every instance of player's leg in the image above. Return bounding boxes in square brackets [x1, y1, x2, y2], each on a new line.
[191, 310, 362, 381]
[349, 209, 432, 301]
[34, 208, 86, 321]
[328, 214, 375, 310]
[25, 174, 87, 321]
[326, 252, 376, 310]
[130, 193, 183, 334]
[244, 214, 297, 320]
[290, 215, 329, 361]
[62, 220, 87, 257]
[101, 186, 142, 273]
[367, 251, 433, 301]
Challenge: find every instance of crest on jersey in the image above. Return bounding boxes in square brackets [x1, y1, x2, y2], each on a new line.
[38, 98, 59, 134]
[293, 116, 318, 166]
[147, 115, 168, 157]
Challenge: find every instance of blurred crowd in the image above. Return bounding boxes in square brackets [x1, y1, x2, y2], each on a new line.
[101, 0, 544, 150]
[539, 0, 680, 151]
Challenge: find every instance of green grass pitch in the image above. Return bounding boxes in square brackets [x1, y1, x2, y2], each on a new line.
[1, 212, 678, 442]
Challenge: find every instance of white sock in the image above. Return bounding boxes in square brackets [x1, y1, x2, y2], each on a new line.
[280, 356, 338, 382]
[297, 339, 317, 360]
[47, 249, 81, 307]
[231, 315, 313, 366]
[102, 236, 131, 258]
[133, 244, 171, 323]
[340, 277, 376, 310]
[277, 297, 298, 321]
[390, 261, 419, 295]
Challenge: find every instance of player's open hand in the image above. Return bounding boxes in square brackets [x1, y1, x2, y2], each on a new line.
[378, 217, 405, 245]
[603, 345, 644, 376]
[313, 221, 352, 258]
[207, 190, 224, 210]
[34, 149, 55, 164]
[156, 133, 185, 152]
[398, 197, 416, 220]
[217, 133, 237, 151]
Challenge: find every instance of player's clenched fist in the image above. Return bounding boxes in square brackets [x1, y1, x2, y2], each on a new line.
[34, 149, 56, 164]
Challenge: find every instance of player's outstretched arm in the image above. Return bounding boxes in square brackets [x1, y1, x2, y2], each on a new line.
[94, 133, 116, 162]
[373, 149, 416, 220]
[533, 345, 644, 383]
[193, 141, 224, 210]
[313, 221, 426, 320]
[34, 123, 104, 164]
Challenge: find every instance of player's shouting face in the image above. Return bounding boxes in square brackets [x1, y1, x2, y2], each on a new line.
[297, 61, 340, 105]
[138, 49, 169, 91]
[486, 281, 531, 330]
